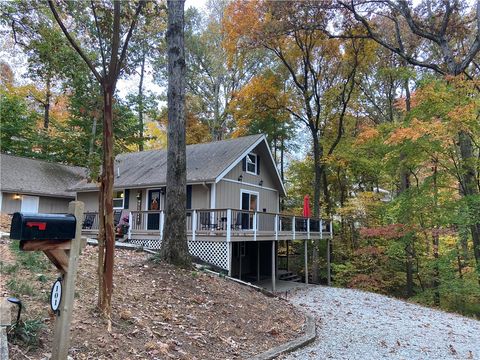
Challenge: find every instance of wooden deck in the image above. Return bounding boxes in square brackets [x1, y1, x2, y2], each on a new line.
[81, 208, 332, 243]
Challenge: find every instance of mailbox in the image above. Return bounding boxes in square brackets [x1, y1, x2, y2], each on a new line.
[10, 213, 76, 241]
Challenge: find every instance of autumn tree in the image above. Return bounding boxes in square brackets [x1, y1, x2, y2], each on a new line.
[47, 0, 146, 318]
[339, 0, 480, 278]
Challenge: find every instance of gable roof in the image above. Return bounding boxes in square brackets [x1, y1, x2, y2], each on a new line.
[71, 134, 285, 195]
[0, 154, 86, 198]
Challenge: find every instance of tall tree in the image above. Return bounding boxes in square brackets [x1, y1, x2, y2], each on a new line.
[47, 0, 145, 318]
[159, 0, 190, 266]
[340, 0, 480, 278]
[225, 0, 361, 281]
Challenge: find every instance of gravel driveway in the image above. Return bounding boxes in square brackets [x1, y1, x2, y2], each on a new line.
[283, 286, 480, 360]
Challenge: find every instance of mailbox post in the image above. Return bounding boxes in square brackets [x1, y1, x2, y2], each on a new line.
[10, 201, 85, 360]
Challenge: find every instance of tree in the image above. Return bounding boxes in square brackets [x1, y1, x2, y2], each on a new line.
[340, 0, 480, 278]
[47, 0, 146, 318]
[159, 0, 190, 267]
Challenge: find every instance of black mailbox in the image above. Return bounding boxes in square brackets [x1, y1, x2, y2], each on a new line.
[10, 213, 76, 241]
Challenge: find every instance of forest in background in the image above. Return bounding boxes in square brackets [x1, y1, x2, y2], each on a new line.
[1, 0, 479, 317]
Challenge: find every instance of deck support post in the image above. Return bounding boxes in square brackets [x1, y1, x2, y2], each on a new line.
[128, 211, 132, 240]
[304, 239, 308, 285]
[274, 215, 279, 241]
[227, 241, 232, 277]
[257, 242, 260, 282]
[271, 240, 276, 292]
[159, 211, 165, 242]
[327, 237, 331, 286]
[192, 210, 197, 242]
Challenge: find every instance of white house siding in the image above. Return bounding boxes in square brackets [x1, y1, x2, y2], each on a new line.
[191, 184, 209, 209]
[1, 192, 21, 213]
[215, 180, 279, 213]
[38, 196, 72, 213]
[223, 143, 278, 190]
[1, 192, 72, 214]
[77, 191, 99, 212]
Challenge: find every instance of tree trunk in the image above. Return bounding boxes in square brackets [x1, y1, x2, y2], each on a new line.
[99, 86, 115, 316]
[432, 161, 440, 306]
[138, 50, 146, 151]
[44, 77, 51, 129]
[311, 127, 321, 283]
[458, 131, 480, 279]
[159, 0, 190, 267]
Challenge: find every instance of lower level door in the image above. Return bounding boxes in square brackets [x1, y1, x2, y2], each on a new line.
[21, 195, 39, 213]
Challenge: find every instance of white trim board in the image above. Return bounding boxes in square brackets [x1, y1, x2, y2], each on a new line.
[220, 178, 278, 193]
[240, 189, 260, 212]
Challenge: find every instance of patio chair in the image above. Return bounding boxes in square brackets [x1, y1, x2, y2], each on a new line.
[82, 213, 95, 229]
[113, 210, 122, 227]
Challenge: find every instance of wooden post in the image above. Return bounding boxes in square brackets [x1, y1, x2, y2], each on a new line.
[271, 240, 276, 292]
[226, 209, 231, 242]
[52, 201, 84, 360]
[253, 212, 257, 241]
[257, 242, 260, 282]
[304, 239, 308, 285]
[159, 211, 165, 241]
[327, 237, 331, 286]
[127, 211, 132, 240]
[292, 216, 296, 240]
[192, 210, 197, 242]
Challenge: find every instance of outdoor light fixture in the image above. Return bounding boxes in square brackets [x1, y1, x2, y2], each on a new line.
[259, 180, 263, 186]
[238, 175, 243, 182]
[7, 297, 22, 325]
[120, 192, 124, 198]
[13, 194, 21, 200]
[136, 192, 142, 200]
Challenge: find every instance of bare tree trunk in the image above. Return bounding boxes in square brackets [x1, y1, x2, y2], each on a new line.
[138, 50, 146, 151]
[311, 128, 321, 283]
[159, 0, 190, 267]
[44, 77, 51, 129]
[432, 161, 440, 306]
[99, 86, 115, 316]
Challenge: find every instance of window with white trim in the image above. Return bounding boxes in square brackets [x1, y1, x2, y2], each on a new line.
[113, 190, 124, 209]
[246, 153, 257, 174]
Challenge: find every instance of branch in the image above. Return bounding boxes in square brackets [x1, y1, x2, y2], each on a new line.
[108, 0, 121, 80]
[115, 0, 146, 79]
[47, 0, 102, 83]
[91, 0, 107, 77]
[339, 0, 447, 75]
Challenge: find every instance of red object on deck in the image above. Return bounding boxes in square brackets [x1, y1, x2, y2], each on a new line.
[303, 195, 311, 218]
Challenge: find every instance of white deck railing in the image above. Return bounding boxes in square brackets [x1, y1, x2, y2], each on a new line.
[81, 208, 332, 241]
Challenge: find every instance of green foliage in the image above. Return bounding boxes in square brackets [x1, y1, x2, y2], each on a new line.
[9, 318, 46, 348]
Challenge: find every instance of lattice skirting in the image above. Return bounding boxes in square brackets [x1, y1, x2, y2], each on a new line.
[128, 239, 229, 271]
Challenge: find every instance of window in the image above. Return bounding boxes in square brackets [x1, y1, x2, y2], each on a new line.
[113, 190, 124, 209]
[246, 153, 257, 174]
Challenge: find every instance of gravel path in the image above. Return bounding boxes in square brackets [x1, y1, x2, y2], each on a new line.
[284, 286, 480, 360]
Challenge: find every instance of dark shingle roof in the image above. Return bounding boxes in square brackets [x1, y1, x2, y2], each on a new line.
[0, 154, 87, 198]
[71, 134, 264, 191]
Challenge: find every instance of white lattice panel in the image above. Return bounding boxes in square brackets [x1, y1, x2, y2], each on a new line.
[188, 241, 228, 270]
[127, 239, 228, 271]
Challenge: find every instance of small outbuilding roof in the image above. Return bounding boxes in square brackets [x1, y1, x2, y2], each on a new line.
[0, 154, 86, 198]
[71, 134, 285, 194]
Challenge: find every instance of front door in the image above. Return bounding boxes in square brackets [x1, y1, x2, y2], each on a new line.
[241, 191, 258, 230]
[147, 189, 162, 230]
[21, 195, 39, 213]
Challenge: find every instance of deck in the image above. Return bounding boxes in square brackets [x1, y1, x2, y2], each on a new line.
[81, 208, 332, 243]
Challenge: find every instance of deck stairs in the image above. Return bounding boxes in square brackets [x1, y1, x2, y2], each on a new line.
[278, 269, 302, 282]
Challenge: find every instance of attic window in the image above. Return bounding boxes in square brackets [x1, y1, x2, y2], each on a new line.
[246, 153, 257, 175]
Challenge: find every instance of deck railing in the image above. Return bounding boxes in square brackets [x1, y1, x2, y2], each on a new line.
[81, 208, 332, 241]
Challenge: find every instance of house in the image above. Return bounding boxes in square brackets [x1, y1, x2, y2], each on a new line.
[0, 154, 86, 214]
[72, 134, 332, 289]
